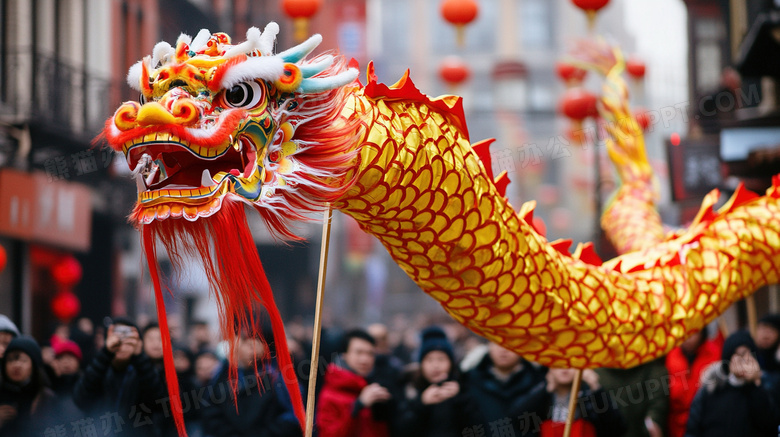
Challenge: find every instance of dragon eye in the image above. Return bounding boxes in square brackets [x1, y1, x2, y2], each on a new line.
[224, 81, 264, 109]
[140, 93, 148, 105]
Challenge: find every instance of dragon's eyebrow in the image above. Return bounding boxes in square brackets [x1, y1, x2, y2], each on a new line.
[212, 56, 285, 91]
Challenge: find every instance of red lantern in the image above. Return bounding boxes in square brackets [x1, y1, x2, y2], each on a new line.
[439, 57, 471, 88]
[441, 0, 479, 47]
[559, 88, 598, 122]
[281, 0, 322, 42]
[51, 290, 81, 322]
[626, 57, 646, 80]
[0, 245, 6, 273]
[556, 61, 588, 86]
[52, 256, 83, 288]
[634, 108, 651, 131]
[571, 0, 610, 29]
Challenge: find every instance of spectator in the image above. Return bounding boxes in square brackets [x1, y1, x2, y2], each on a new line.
[202, 333, 303, 437]
[72, 317, 165, 436]
[173, 344, 196, 395]
[194, 350, 220, 387]
[0, 336, 56, 436]
[665, 329, 723, 437]
[143, 322, 165, 367]
[512, 368, 626, 437]
[188, 320, 213, 354]
[71, 317, 97, 365]
[0, 315, 20, 359]
[755, 314, 780, 372]
[596, 358, 668, 437]
[367, 324, 403, 399]
[756, 314, 780, 410]
[685, 330, 780, 437]
[317, 329, 393, 437]
[51, 340, 83, 397]
[463, 341, 547, 437]
[393, 326, 484, 436]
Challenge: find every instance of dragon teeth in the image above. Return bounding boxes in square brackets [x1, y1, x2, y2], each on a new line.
[201, 169, 216, 187]
[135, 174, 146, 193]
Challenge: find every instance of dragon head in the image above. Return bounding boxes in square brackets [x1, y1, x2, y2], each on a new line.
[104, 23, 359, 236]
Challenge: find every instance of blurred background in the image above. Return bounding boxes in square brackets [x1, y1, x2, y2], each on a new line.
[0, 0, 778, 343]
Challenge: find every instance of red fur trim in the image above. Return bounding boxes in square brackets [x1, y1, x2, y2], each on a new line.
[142, 200, 306, 431]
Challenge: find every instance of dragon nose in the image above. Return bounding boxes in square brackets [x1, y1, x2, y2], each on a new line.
[136, 102, 177, 126]
[113, 99, 201, 130]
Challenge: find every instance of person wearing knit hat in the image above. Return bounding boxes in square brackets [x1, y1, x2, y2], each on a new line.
[417, 326, 455, 365]
[0, 335, 56, 436]
[0, 315, 20, 359]
[686, 330, 780, 437]
[756, 313, 780, 372]
[393, 326, 484, 437]
[51, 340, 82, 399]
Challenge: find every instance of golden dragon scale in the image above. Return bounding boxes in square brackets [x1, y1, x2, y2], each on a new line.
[337, 64, 780, 369]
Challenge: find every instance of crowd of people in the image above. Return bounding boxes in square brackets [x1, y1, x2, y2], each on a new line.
[1, 311, 780, 437]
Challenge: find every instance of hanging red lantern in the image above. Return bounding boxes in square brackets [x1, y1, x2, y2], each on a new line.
[556, 61, 588, 86]
[441, 0, 479, 47]
[281, 0, 322, 43]
[634, 108, 651, 131]
[0, 245, 6, 273]
[52, 256, 83, 288]
[51, 290, 81, 322]
[626, 57, 646, 80]
[571, 0, 610, 29]
[559, 88, 598, 122]
[439, 56, 471, 89]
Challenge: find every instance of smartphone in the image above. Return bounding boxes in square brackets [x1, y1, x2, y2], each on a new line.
[114, 325, 133, 339]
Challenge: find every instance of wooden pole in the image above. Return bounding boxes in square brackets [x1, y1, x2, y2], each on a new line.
[563, 369, 584, 437]
[746, 295, 757, 339]
[305, 204, 333, 437]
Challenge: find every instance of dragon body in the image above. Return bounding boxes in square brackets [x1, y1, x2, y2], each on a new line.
[104, 26, 780, 435]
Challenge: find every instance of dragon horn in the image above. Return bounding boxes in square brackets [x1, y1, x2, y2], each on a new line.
[298, 68, 359, 94]
[278, 34, 323, 63]
[299, 55, 335, 78]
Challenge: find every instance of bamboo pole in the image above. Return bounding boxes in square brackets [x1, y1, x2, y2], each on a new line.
[563, 369, 584, 437]
[305, 204, 333, 437]
[746, 295, 757, 339]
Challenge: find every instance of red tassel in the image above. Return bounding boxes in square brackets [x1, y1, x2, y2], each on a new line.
[142, 200, 306, 433]
[143, 226, 188, 437]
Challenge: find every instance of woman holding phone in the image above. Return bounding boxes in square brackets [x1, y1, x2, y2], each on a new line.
[393, 326, 484, 437]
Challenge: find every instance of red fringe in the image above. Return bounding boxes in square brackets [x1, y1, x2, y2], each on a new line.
[141, 199, 306, 435]
[143, 226, 188, 437]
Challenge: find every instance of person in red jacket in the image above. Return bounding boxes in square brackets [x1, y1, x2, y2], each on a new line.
[316, 329, 393, 437]
[665, 327, 723, 437]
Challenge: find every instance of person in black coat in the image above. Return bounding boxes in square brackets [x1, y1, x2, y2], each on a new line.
[201, 333, 303, 437]
[72, 318, 165, 437]
[685, 330, 780, 437]
[511, 368, 626, 437]
[393, 326, 484, 437]
[464, 341, 547, 437]
[0, 336, 58, 437]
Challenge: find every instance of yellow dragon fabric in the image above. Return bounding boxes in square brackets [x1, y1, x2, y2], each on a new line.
[106, 26, 780, 374]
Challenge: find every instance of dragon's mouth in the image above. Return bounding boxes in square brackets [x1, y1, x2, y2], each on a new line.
[124, 132, 261, 203]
